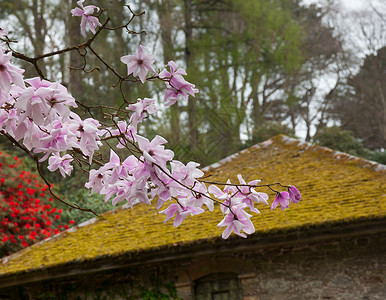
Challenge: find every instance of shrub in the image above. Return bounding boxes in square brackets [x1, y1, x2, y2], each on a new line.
[0, 150, 74, 257]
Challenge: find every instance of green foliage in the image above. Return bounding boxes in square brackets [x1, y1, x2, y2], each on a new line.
[313, 126, 368, 156]
[331, 47, 386, 149]
[134, 281, 180, 300]
[55, 189, 119, 225]
[313, 126, 386, 164]
[162, 0, 305, 165]
[248, 121, 296, 146]
[364, 150, 386, 165]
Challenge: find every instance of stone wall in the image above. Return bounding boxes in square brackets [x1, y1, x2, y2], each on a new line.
[239, 232, 386, 300]
[175, 232, 386, 300]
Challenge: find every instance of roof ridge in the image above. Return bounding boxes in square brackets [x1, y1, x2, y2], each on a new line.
[203, 134, 386, 173]
[202, 137, 275, 172]
[278, 135, 386, 173]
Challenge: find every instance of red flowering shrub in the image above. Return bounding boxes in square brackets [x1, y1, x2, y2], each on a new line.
[0, 151, 74, 257]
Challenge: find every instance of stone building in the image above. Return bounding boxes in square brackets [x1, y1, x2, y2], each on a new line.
[0, 135, 385, 299]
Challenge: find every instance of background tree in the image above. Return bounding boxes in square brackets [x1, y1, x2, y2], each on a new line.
[330, 46, 386, 150]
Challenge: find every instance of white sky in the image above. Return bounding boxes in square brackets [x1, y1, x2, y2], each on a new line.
[304, 0, 366, 10]
[341, 0, 366, 10]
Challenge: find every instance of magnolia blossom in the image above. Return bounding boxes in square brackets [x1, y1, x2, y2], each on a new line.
[208, 181, 239, 214]
[170, 160, 204, 186]
[127, 98, 156, 126]
[271, 191, 290, 211]
[185, 182, 214, 212]
[217, 203, 255, 239]
[71, 0, 102, 37]
[120, 45, 156, 83]
[160, 202, 205, 227]
[67, 114, 103, 162]
[0, 51, 24, 96]
[85, 169, 106, 194]
[235, 174, 268, 213]
[107, 120, 137, 149]
[288, 185, 301, 203]
[159, 61, 198, 106]
[47, 153, 74, 177]
[15, 78, 76, 126]
[159, 61, 187, 79]
[136, 135, 174, 165]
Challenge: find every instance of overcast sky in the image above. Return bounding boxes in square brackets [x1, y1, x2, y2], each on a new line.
[341, 0, 365, 10]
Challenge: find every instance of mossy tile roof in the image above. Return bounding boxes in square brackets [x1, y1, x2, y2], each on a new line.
[0, 135, 385, 276]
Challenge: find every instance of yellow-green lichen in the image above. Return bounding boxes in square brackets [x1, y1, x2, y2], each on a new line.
[0, 135, 385, 277]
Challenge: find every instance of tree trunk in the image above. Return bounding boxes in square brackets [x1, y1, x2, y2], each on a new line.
[158, 1, 181, 145]
[67, 0, 84, 97]
[184, 0, 199, 155]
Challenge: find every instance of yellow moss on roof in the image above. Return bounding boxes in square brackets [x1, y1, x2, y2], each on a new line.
[0, 135, 385, 276]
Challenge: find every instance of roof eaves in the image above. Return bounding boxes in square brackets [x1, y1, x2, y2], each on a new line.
[0, 217, 385, 289]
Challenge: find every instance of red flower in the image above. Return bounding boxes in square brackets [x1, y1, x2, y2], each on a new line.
[0, 152, 67, 256]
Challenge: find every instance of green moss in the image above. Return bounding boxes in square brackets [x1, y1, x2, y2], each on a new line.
[0, 135, 385, 277]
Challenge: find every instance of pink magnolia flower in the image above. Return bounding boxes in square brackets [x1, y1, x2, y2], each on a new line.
[208, 184, 230, 201]
[120, 45, 156, 84]
[136, 134, 174, 165]
[68, 114, 102, 161]
[99, 150, 139, 185]
[127, 98, 156, 126]
[47, 153, 73, 177]
[24, 78, 77, 121]
[159, 61, 187, 79]
[208, 181, 238, 214]
[217, 203, 255, 239]
[159, 60, 198, 106]
[235, 174, 268, 213]
[35, 120, 77, 159]
[288, 185, 301, 203]
[170, 160, 204, 186]
[85, 169, 106, 194]
[15, 78, 76, 126]
[160, 203, 204, 227]
[163, 77, 198, 107]
[0, 51, 24, 95]
[108, 120, 137, 148]
[71, 0, 102, 37]
[271, 191, 290, 211]
[185, 182, 214, 212]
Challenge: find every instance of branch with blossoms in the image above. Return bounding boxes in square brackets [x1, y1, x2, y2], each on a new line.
[0, 0, 301, 239]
